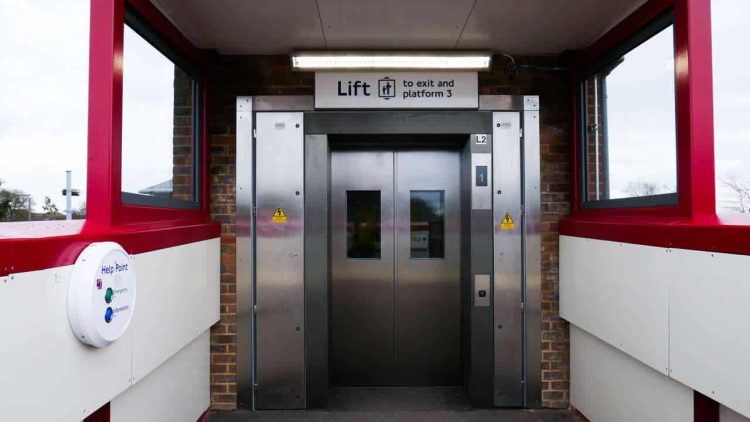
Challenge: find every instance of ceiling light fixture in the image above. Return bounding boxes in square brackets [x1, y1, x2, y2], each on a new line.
[291, 51, 492, 71]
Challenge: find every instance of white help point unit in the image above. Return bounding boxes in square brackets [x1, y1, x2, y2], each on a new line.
[68, 242, 136, 347]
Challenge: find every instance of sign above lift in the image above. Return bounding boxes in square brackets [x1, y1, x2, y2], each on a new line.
[315, 72, 478, 109]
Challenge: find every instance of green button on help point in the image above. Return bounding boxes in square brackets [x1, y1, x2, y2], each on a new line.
[105, 287, 113, 304]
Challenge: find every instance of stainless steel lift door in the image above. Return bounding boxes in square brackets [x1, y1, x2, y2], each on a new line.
[395, 150, 461, 386]
[331, 149, 396, 386]
[330, 148, 461, 387]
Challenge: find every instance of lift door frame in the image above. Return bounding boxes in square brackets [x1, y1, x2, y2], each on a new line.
[235, 95, 541, 409]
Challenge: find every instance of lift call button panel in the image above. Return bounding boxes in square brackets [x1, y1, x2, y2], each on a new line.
[474, 274, 490, 307]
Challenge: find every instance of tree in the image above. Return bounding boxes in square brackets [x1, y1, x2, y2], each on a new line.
[722, 175, 750, 213]
[42, 196, 59, 216]
[1, 189, 34, 221]
[73, 201, 86, 219]
[623, 181, 665, 197]
[0, 179, 9, 220]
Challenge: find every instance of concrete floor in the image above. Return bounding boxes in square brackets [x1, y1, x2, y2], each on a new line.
[207, 387, 581, 422]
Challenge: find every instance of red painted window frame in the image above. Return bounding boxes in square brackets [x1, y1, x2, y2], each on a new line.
[561, 0, 750, 255]
[0, 0, 219, 276]
[89, 0, 210, 225]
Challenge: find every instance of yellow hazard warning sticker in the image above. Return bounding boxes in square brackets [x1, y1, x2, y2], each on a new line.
[272, 207, 287, 223]
[500, 212, 515, 230]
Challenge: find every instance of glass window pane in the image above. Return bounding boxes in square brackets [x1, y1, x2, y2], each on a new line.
[713, 0, 750, 214]
[121, 25, 195, 202]
[410, 190, 445, 259]
[584, 24, 676, 201]
[0, 1, 89, 223]
[347, 191, 381, 259]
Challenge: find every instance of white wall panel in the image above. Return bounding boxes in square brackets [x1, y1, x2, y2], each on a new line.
[562, 236, 750, 419]
[571, 326, 693, 422]
[722, 405, 750, 422]
[111, 330, 210, 422]
[131, 238, 220, 381]
[0, 238, 219, 421]
[0, 266, 133, 421]
[669, 248, 750, 418]
[560, 236, 670, 374]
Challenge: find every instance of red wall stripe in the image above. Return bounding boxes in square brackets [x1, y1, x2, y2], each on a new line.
[0, 222, 220, 277]
[84, 402, 110, 422]
[560, 216, 750, 256]
[694, 391, 720, 422]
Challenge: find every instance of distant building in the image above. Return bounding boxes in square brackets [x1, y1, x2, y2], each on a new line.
[138, 179, 172, 198]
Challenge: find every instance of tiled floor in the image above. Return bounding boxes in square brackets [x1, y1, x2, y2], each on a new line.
[207, 387, 581, 422]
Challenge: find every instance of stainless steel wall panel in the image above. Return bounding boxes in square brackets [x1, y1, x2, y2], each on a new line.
[235, 96, 254, 409]
[492, 112, 524, 406]
[255, 112, 305, 409]
[479, 95, 526, 111]
[304, 134, 329, 408]
[330, 150, 396, 386]
[394, 150, 462, 386]
[522, 107, 542, 408]
[524, 96, 540, 111]
[254, 96, 314, 111]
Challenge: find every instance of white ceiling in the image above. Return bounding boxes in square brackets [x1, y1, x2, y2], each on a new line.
[151, 0, 647, 55]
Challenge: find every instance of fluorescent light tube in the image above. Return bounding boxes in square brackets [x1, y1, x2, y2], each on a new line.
[291, 52, 491, 71]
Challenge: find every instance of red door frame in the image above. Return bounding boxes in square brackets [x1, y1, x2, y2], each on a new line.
[88, 0, 210, 226]
[562, 0, 750, 256]
[0, 0, 219, 277]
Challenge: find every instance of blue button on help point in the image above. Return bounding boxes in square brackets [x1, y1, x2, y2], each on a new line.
[104, 307, 113, 323]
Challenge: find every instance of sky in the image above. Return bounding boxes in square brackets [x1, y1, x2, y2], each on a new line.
[0, 0, 89, 212]
[711, 0, 750, 211]
[0, 0, 748, 214]
[121, 25, 178, 196]
[605, 25, 677, 199]
[0, 0, 176, 214]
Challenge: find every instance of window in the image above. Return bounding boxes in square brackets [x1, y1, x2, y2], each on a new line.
[121, 10, 199, 208]
[346, 191, 381, 259]
[410, 190, 445, 259]
[713, 0, 750, 214]
[581, 13, 677, 208]
[0, 1, 89, 222]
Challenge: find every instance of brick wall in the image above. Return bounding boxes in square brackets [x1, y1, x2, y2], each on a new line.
[583, 75, 608, 201]
[479, 56, 573, 408]
[172, 67, 195, 201]
[207, 56, 314, 410]
[206, 55, 571, 410]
